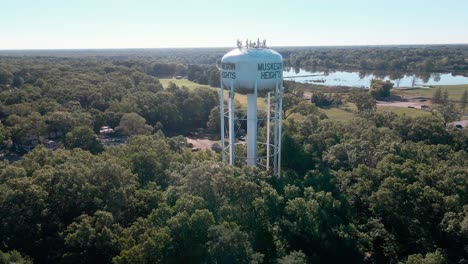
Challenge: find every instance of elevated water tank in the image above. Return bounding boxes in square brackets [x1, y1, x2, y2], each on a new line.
[220, 47, 283, 94]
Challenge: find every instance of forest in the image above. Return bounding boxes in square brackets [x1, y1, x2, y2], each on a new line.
[0, 47, 467, 264]
[1, 44, 467, 76]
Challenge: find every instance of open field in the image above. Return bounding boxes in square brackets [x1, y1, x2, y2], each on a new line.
[160, 78, 212, 90]
[377, 106, 431, 117]
[320, 104, 356, 121]
[161, 79, 465, 121]
[393, 84, 468, 100]
[320, 102, 433, 121]
[320, 84, 467, 121]
[160, 78, 267, 108]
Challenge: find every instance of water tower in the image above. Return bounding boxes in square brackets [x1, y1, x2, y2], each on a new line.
[219, 39, 284, 176]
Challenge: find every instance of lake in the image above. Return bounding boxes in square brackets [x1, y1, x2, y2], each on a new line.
[283, 68, 468, 88]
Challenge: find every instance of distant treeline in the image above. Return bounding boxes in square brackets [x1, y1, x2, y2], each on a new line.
[1, 44, 467, 75]
[110, 61, 220, 87]
[280, 45, 468, 74]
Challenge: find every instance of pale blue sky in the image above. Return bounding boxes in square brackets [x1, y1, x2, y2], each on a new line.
[1, 0, 467, 49]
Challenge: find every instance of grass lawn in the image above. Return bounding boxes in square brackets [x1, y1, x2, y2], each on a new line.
[319, 103, 356, 121]
[320, 108, 355, 121]
[377, 106, 431, 117]
[159, 78, 212, 90]
[393, 84, 468, 100]
[161, 79, 463, 121]
[319, 103, 432, 121]
[159, 78, 266, 108]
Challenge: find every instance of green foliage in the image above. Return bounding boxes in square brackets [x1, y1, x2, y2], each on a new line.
[0, 49, 467, 264]
[0, 177, 47, 257]
[370, 79, 393, 100]
[62, 211, 121, 263]
[288, 101, 320, 117]
[429, 89, 461, 126]
[282, 93, 302, 118]
[311, 92, 343, 108]
[392, 115, 451, 145]
[206, 106, 220, 132]
[404, 251, 447, 264]
[0, 123, 12, 151]
[207, 222, 264, 264]
[0, 68, 14, 86]
[0, 250, 32, 264]
[349, 91, 376, 114]
[116, 113, 152, 136]
[65, 126, 103, 154]
[432, 87, 443, 104]
[460, 89, 468, 114]
[277, 250, 307, 264]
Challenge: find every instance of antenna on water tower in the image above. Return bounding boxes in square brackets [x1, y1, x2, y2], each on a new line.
[218, 39, 284, 177]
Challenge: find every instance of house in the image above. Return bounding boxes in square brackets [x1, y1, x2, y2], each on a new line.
[99, 126, 115, 135]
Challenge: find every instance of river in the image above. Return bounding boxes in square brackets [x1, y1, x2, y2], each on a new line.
[283, 68, 468, 88]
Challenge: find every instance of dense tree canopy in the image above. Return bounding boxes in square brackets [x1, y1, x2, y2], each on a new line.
[0, 49, 467, 264]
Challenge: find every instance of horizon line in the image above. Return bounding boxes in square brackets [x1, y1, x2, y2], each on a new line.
[1, 43, 468, 51]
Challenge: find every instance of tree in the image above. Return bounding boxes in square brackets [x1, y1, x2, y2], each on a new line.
[460, 89, 467, 114]
[392, 115, 451, 144]
[0, 250, 32, 264]
[108, 96, 140, 113]
[207, 222, 264, 264]
[283, 188, 361, 262]
[404, 251, 447, 264]
[430, 90, 460, 126]
[277, 251, 307, 264]
[12, 75, 24, 88]
[146, 91, 182, 132]
[116, 113, 152, 136]
[167, 209, 215, 263]
[0, 68, 13, 86]
[45, 111, 93, 136]
[432, 88, 443, 104]
[206, 106, 220, 132]
[282, 93, 302, 118]
[113, 226, 172, 264]
[370, 79, 393, 100]
[349, 91, 376, 114]
[0, 177, 47, 259]
[65, 126, 103, 154]
[310, 92, 342, 108]
[288, 101, 320, 118]
[0, 124, 12, 152]
[62, 211, 121, 264]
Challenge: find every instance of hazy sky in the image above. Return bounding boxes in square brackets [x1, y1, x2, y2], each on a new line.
[1, 0, 467, 49]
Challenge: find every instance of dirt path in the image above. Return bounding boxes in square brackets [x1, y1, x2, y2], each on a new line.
[376, 100, 427, 109]
[186, 137, 218, 150]
[452, 120, 468, 127]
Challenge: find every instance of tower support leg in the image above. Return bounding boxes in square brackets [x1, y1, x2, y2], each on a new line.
[246, 93, 258, 166]
[219, 81, 225, 162]
[228, 82, 235, 165]
[266, 92, 271, 170]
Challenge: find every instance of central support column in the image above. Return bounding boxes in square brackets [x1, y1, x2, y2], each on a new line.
[228, 82, 235, 165]
[246, 93, 257, 166]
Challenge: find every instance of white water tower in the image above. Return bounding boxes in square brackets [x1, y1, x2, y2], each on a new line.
[219, 39, 284, 176]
